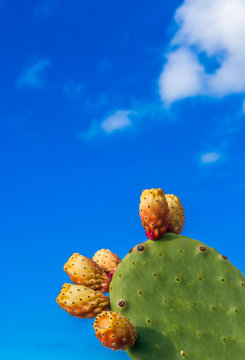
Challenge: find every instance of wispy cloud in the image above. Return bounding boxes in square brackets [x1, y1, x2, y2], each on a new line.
[159, 0, 245, 105]
[78, 109, 136, 140]
[101, 110, 132, 133]
[201, 152, 220, 164]
[77, 98, 173, 141]
[17, 59, 51, 88]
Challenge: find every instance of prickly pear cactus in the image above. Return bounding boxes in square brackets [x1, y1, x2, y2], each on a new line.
[56, 188, 245, 359]
[110, 233, 245, 359]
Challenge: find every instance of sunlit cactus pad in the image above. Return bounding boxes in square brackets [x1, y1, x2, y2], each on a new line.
[109, 233, 245, 360]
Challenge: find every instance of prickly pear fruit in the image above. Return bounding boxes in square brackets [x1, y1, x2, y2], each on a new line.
[93, 310, 137, 351]
[165, 194, 185, 234]
[139, 189, 169, 240]
[93, 249, 121, 276]
[56, 283, 109, 318]
[64, 253, 111, 292]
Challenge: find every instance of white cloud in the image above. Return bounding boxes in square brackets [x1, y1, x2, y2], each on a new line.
[201, 152, 220, 164]
[159, 0, 245, 104]
[17, 59, 51, 88]
[159, 47, 205, 105]
[79, 109, 136, 140]
[101, 110, 132, 133]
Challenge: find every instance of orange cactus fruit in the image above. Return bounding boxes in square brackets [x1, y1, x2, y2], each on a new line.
[64, 253, 111, 292]
[56, 283, 109, 318]
[139, 188, 169, 240]
[165, 194, 185, 234]
[93, 249, 121, 276]
[93, 311, 137, 351]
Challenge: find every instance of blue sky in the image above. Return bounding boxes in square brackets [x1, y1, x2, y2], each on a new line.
[1, 0, 245, 359]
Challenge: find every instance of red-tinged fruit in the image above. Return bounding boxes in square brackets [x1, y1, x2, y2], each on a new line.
[93, 249, 121, 276]
[56, 283, 109, 318]
[165, 194, 185, 234]
[93, 311, 137, 351]
[139, 188, 169, 240]
[64, 253, 111, 292]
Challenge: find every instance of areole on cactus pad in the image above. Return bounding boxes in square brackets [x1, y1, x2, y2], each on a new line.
[56, 188, 245, 360]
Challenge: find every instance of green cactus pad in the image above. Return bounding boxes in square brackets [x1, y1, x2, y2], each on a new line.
[109, 233, 245, 360]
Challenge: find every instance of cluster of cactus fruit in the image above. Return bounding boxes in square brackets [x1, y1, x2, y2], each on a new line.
[56, 188, 245, 359]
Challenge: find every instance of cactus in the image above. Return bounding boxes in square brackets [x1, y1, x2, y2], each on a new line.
[56, 188, 245, 360]
[109, 233, 245, 359]
[56, 283, 109, 318]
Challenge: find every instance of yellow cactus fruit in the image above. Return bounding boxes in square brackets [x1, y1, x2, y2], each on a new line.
[56, 283, 109, 318]
[165, 194, 185, 234]
[64, 253, 111, 292]
[93, 249, 121, 275]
